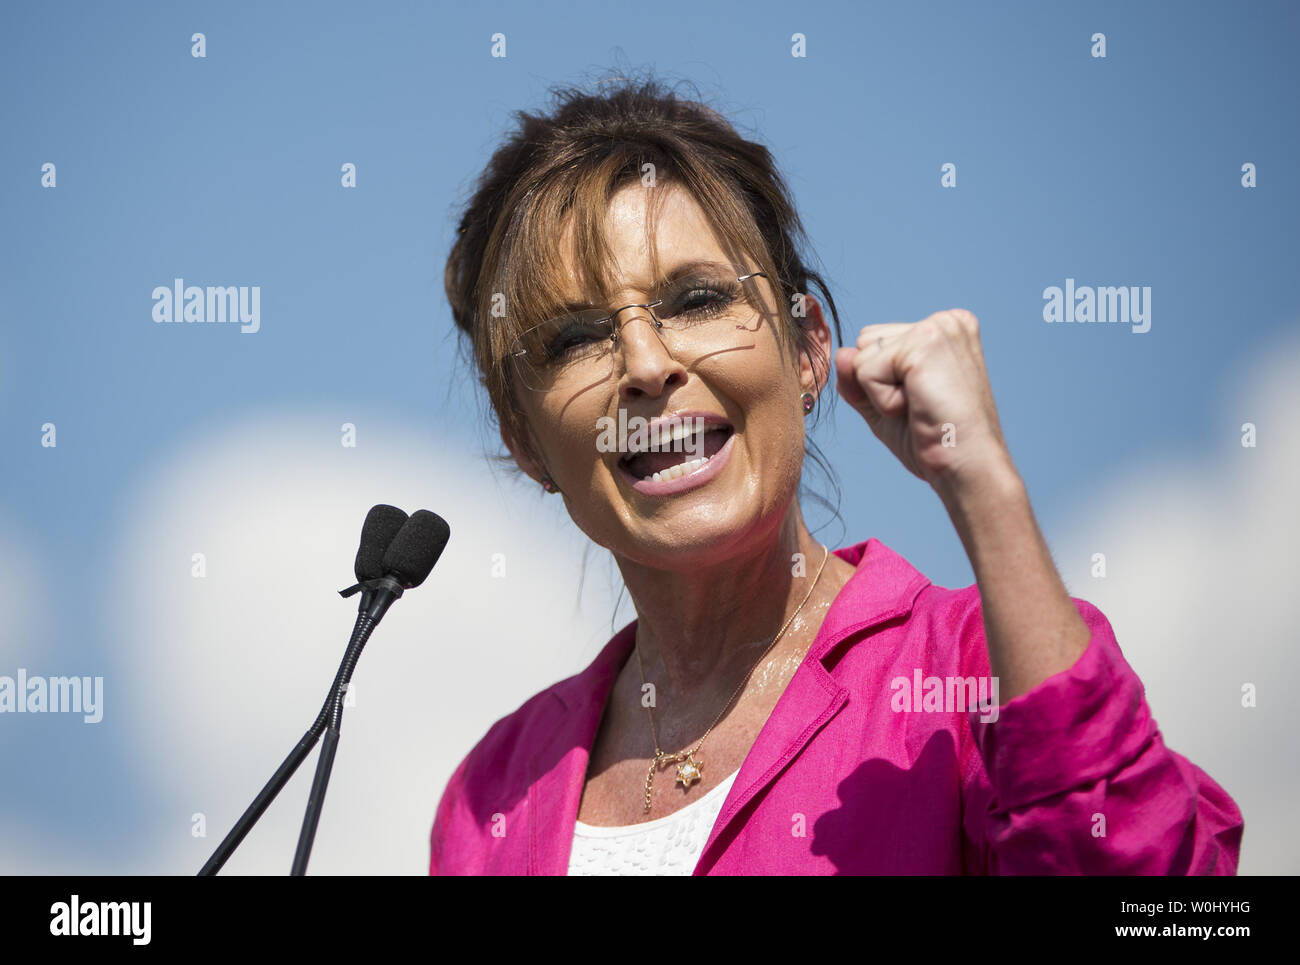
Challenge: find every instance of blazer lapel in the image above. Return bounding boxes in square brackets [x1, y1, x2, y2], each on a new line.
[691, 639, 850, 874]
[526, 625, 636, 875]
[693, 539, 932, 873]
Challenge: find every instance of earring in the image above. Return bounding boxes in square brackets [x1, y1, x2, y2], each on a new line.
[540, 474, 558, 493]
[801, 391, 815, 414]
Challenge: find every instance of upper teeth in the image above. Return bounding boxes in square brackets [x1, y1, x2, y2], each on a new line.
[627, 420, 708, 456]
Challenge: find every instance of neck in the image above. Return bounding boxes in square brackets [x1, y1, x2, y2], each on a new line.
[615, 504, 843, 708]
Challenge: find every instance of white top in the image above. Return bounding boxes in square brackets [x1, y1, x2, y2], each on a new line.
[566, 769, 741, 876]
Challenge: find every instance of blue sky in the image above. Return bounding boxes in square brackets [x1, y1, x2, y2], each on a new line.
[2, 0, 1296, 873]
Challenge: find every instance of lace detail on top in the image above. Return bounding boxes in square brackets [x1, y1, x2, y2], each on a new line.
[566, 769, 741, 876]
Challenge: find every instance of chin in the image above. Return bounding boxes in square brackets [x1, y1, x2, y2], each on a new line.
[608, 496, 774, 568]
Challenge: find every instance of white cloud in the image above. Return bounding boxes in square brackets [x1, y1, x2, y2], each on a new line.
[1051, 327, 1300, 875]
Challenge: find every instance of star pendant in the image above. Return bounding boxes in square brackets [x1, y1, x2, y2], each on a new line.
[675, 755, 703, 788]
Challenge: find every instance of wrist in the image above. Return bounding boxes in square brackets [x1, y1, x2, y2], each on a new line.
[931, 451, 1025, 515]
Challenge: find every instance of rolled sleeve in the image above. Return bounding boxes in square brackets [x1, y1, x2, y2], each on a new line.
[963, 598, 1244, 874]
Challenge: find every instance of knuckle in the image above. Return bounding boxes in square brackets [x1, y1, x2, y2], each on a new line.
[916, 317, 943, 343]
[948, 308, 979, 331]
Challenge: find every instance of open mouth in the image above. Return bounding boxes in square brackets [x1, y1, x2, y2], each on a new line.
[618, 424, 735, 483]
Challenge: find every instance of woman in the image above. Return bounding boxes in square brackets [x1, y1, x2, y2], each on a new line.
[431, 74, 1243, 874]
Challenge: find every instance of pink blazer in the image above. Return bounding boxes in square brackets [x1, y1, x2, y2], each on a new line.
[429, 538, 1243, 874]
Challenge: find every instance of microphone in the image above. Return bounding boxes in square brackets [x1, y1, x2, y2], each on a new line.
[340, 509, 451, 624]
[341, 504, 408, 620]
[356, 504, 411, 579]
[198, 505, 450, 876]
[385, 509, 452, 587]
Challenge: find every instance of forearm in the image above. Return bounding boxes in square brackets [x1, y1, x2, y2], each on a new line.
[933, 458, 1091, 703]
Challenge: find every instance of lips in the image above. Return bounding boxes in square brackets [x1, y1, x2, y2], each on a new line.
[617, 427, 737, 498]
[620, 426, 733, 480]
[615, 412, 734, 482]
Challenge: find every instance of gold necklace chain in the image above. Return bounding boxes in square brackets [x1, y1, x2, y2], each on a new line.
[633, 544, 831, 814]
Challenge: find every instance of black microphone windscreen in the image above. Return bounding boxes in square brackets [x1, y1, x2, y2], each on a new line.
[382, 510, 450, 589]
[355, 505, 410, 581]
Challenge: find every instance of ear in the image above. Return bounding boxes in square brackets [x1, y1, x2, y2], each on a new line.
[796, 293, 833, 399]
[500, 420, 548, 486]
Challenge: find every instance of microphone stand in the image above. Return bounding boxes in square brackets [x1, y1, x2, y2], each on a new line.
[198, 578, 401, 876]
[288, 597, 384, 875]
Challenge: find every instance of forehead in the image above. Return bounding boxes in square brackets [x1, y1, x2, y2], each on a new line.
[552, 181, 730, 301]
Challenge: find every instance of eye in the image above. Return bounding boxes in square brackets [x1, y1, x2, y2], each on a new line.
[541, 313, 611, 361]
[661, 277, 741, 321]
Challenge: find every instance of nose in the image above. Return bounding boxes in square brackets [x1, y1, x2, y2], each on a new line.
[614, 308, 687, 398]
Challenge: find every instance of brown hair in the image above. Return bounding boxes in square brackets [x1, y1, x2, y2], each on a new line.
[443, 68, 845, 524]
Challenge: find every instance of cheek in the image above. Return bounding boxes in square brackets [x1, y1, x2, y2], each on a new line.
[751, 414, 806, 487]
[557, 426, 597, 473]
[537, 407, 604, 485]
[739, 348, 803, 421]
[739, 366, 807, 475]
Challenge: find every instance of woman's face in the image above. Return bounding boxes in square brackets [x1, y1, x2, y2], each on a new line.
[504, 182, 829, 569]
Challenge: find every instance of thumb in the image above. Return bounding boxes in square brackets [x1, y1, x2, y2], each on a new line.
[834, 346, 882, 428]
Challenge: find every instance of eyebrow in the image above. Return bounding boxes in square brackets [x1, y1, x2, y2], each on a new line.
[555, 259, 735, 314]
